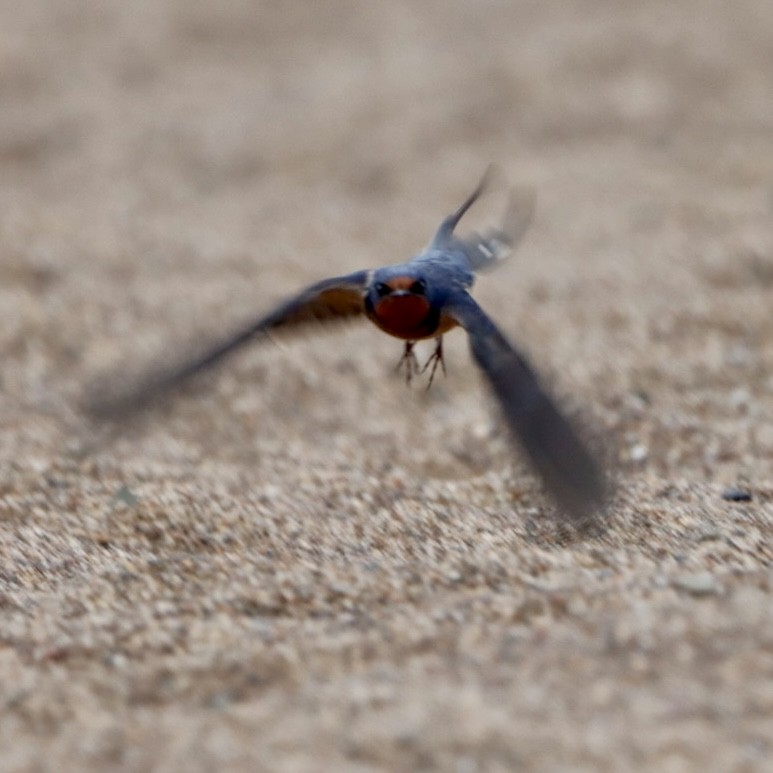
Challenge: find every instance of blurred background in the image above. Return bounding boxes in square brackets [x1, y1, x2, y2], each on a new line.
[1, 2, 772, 768]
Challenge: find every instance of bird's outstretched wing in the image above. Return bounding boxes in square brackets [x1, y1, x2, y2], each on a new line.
[460, 186, 536, 273]
[446, 291, 607, 522]
[85, 270, 370, 418]
[429, 167, 536, 272]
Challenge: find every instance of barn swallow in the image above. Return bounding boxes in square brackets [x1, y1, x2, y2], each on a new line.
[88, 170, 608, 521]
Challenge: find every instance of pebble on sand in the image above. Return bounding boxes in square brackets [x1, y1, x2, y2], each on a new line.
[672, 573, 721, 597]
[721, 486, 752, 502]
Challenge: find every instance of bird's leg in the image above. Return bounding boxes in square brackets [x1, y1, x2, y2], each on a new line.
[395, 341, 420, 386]
[421, 336, 447, 390]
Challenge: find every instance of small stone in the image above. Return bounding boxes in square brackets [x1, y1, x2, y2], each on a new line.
[208, 690, 235, 710]
[728, 387, 750, 409]
[696, 523, 721, 542]
[672, 573, 720, 596]
[629, 443, 648, 462]
[722, 486, 752, 502]
[726, 346, 753, 368]
[113, 484, 139, 508]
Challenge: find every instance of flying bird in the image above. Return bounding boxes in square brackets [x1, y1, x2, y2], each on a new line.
[88, 170, 608, 521]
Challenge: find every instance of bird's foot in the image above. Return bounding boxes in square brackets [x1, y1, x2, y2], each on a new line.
[395, 341, 420, 386]
[421, 337, 447, 390]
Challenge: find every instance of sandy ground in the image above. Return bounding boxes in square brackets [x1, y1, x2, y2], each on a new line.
[1, 1, 772, 770]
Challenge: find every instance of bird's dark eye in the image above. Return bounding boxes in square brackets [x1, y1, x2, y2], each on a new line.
[410, 279, 426, 295]
[375, 282, 392, 298]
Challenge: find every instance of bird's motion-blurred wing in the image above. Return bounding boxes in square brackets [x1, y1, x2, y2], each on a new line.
[86, 270, 370, 418]
[460, 186, 536, 273]
[429, 167, 536, 273]
[447, 292, 607, 521]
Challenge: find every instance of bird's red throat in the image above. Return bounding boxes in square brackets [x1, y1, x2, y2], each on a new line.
[373, 295, 432, 339]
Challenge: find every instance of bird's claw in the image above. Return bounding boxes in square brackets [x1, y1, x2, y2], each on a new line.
[395, 341, 420, 386]
[395, 339, 446, 389]
[420, 337, 446, 390]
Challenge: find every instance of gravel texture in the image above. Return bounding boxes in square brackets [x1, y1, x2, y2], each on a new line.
[1, 1, 772, 771]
